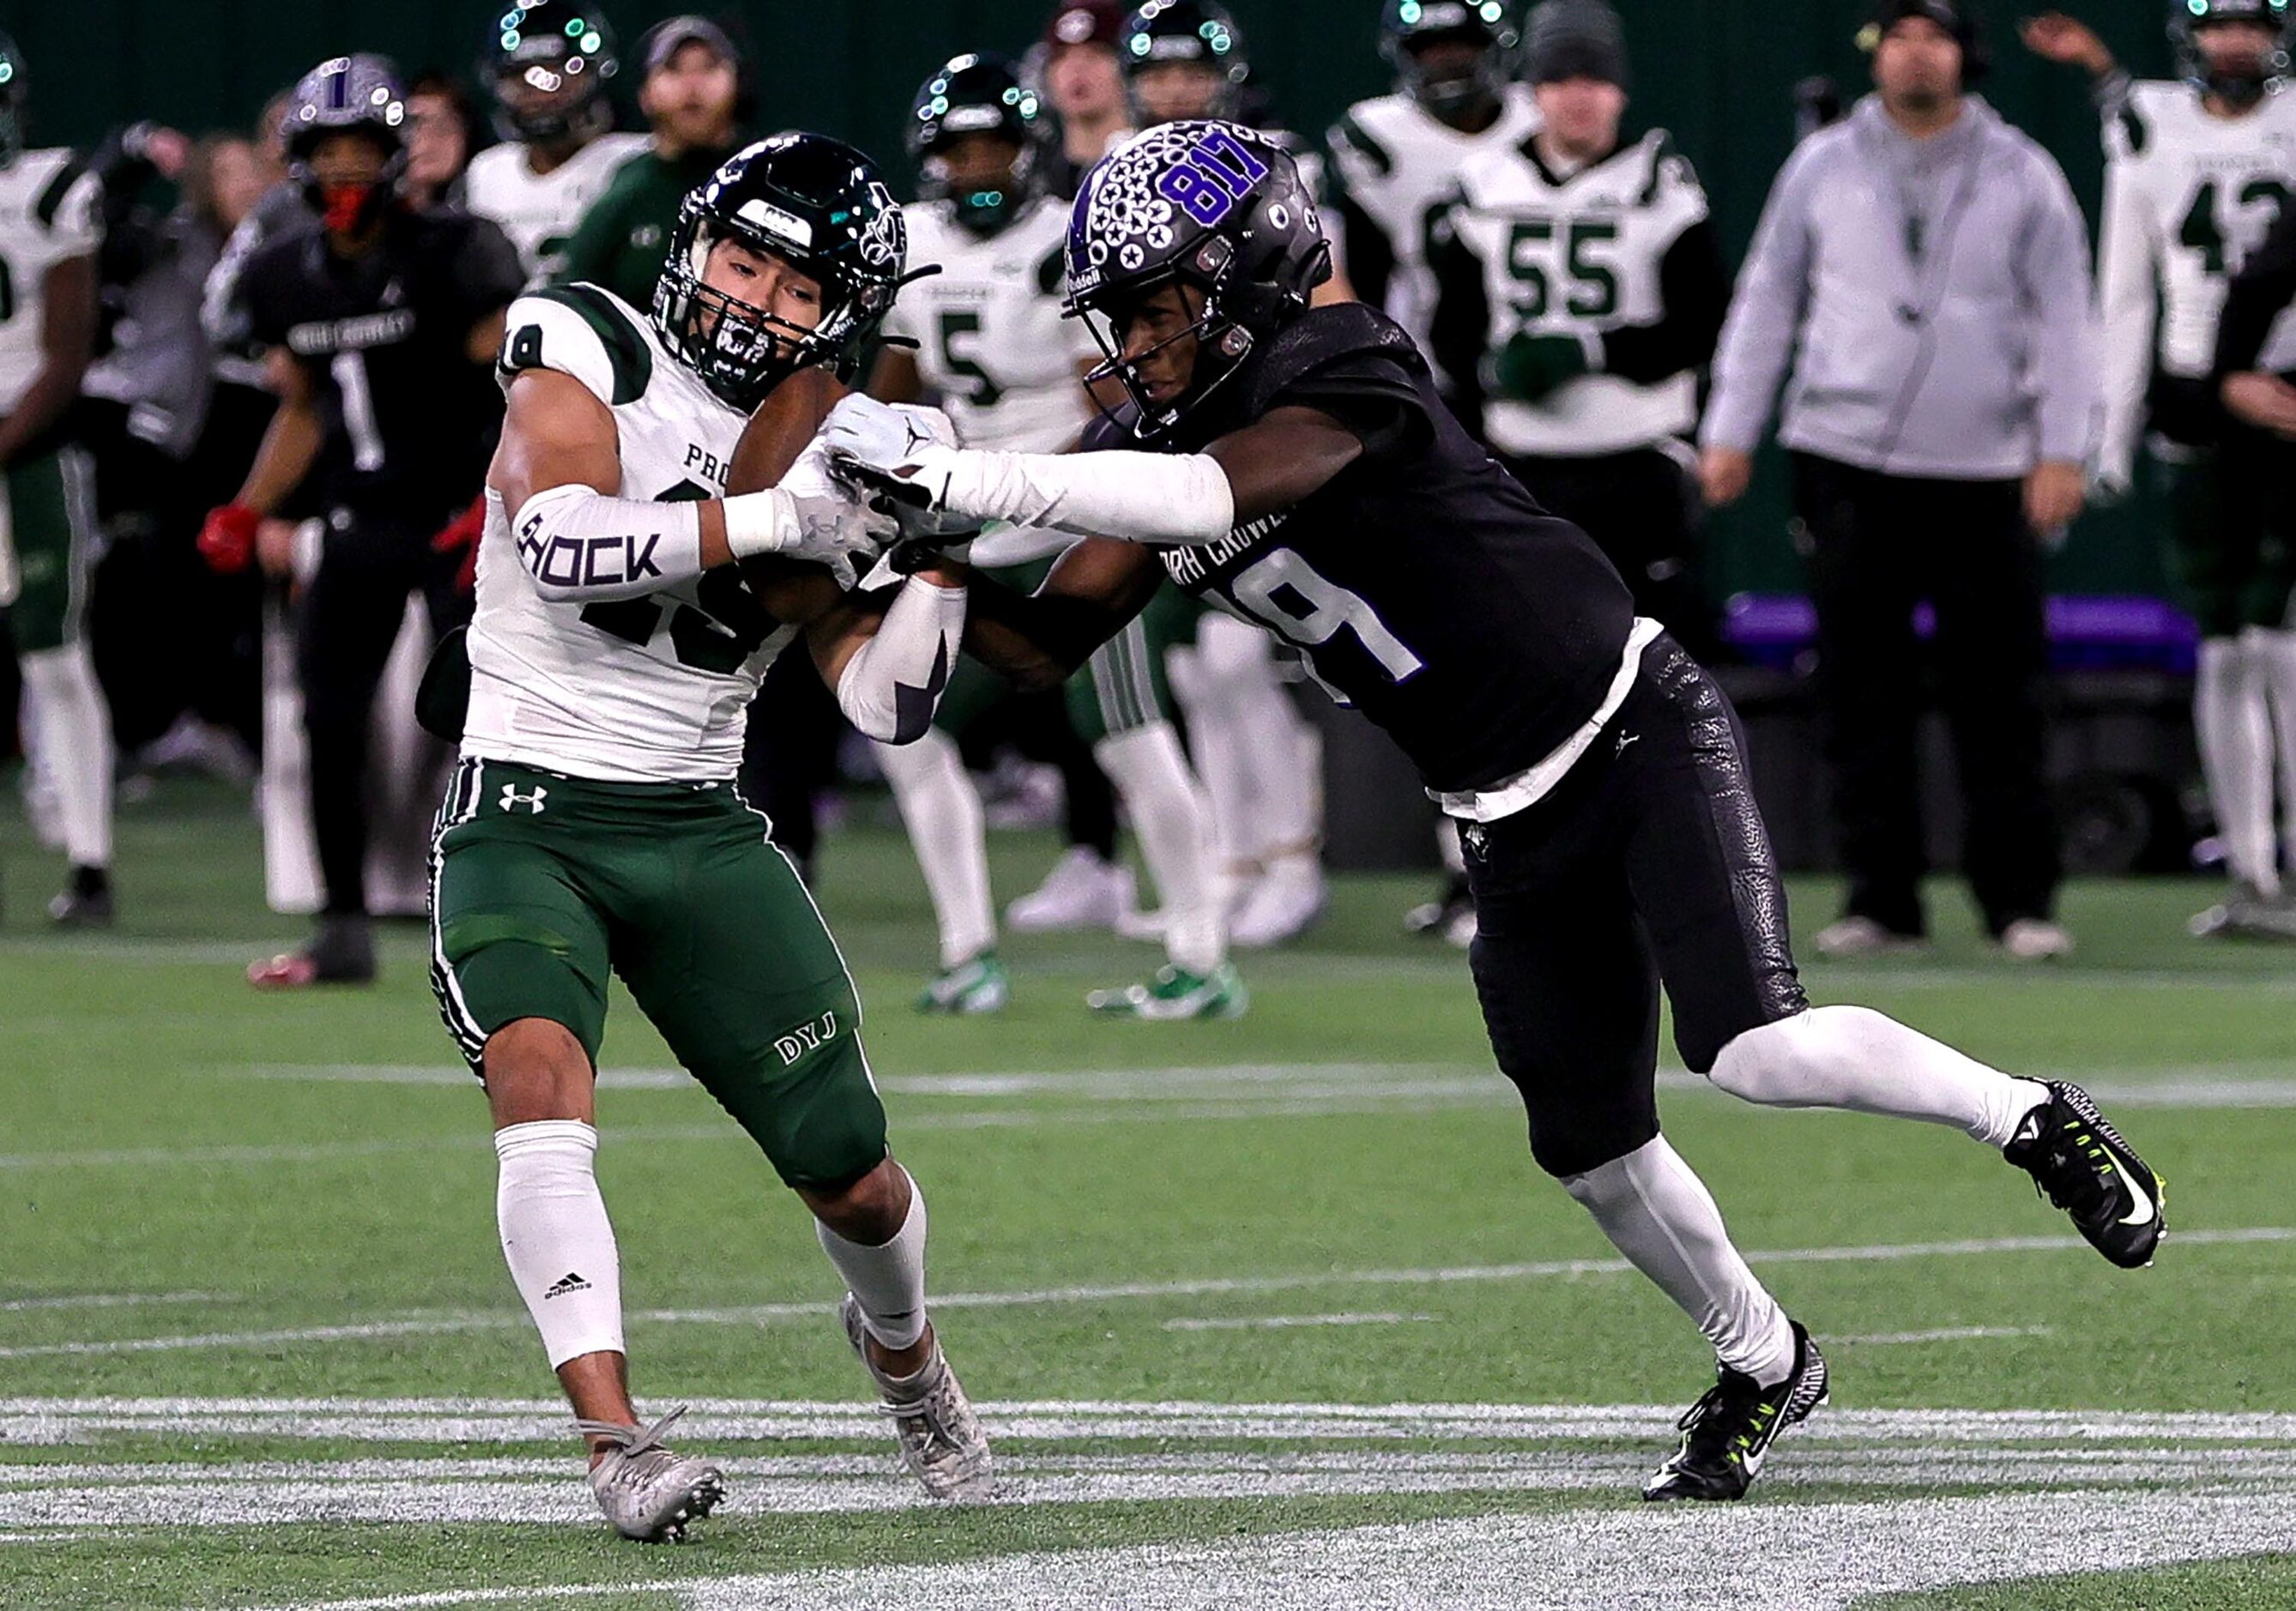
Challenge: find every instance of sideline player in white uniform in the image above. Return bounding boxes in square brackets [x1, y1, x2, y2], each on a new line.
[462, 0, 648, 284]
[430, 134, 990, 1540]
[871, 53, 1238, 1018]
[2031, 2, 2296, 935]
[0, 32, 115, 926]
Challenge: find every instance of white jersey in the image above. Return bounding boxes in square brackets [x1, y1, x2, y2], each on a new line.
[2096, 79, 2296, 480]
[463, 283, 799, 782]
[879, 196, 1096, 455]
[0, 148, 101, 413]
[1444, 129, 1710, 457]
[1326, 84, 1540, 364]
[462, 133, 647, 285]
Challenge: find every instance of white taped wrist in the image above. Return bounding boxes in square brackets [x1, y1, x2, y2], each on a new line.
[838, 578, 966, 744]
[939, 448, 1236, 545]
[721, 486, 799, 560]
[512, 482, 703, 602]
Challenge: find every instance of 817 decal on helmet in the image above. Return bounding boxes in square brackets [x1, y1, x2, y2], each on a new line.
[1155, 125, 1270, 226]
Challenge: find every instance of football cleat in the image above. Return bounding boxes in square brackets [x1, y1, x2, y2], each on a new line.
[1811, 916, 1927, 958]
[1229, 856, 1326, 948]
[47, 866, 114, 928]
[841, 1294, 994, 1501]
[1643, 1321, 1829, 1503]
[1006, 847, 1133, 932]
[1086, 961, 1248, 1020]
[915, 951, 1011, 1015]
[2003, 1080, 2166, 1269]
[1997, 917, 2075, 962]
[2189, 883, 2296, 941]
[1403, 874, 1476, 949]
[249, 915, 376, 988]
[577, 1407, 726, 1542]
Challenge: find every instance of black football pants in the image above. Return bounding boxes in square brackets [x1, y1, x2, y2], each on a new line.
[297, 505, 470, 918]
[1791, 454, 2059, 938]
[1462, 633, 1810, 1180]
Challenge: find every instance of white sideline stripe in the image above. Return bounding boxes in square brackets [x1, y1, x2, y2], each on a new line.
[1834, 1324, 2055, 1346]
[0, 1291, 227, 1313]
[16, 1397, 2296, 1447]
[1162, 1312, 1437, 1332]
[2, 1223, 2285, 1365]
[225, 1488, 2296, 1611]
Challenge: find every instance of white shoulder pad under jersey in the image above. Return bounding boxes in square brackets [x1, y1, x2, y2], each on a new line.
[462, 132, 649, 285]
[1326, 83, 1539, 354]
[1447, 128, 1709, 456]
[2105, 79, 2296, 378]
[0, 148, 102, 413]
[879, 196, 1096, 453]
[463, 281, 801, 782]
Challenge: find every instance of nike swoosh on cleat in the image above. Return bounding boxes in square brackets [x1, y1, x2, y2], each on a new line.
[2118, 1166, 2156, 1228]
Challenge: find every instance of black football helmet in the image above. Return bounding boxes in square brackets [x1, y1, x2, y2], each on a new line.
[2172, 0, 2293, 106]
[484, 0, 621, 143]
[281, 55, 409, 232]
[907, 53, 1047, 237]
[1119, 1, 1250, 124]
[0, 33, 23, 170]
[1381, 1, 1521, 119]
[1065, 119, 1332, 439]
[654, 132, 909, 409]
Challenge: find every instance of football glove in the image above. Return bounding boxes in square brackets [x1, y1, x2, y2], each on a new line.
[819, 395, 980, 544]
[1485, 333, 1594, 403]
[197, 504, 261, 574]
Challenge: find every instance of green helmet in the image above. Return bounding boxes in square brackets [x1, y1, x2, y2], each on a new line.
[0, 33, 25, 170]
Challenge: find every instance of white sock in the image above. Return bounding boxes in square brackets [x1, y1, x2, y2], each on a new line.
[1710, 1006, 2051, 1149]
[1562, 1136, 1796, 1385]
[495, 1120, 625, 1369]
[1097, 721, 1225, 974]
[20, 644, 114, 869]
[1199, 614, 1321, 865]
[2196, 636, 2278, 896]
[816, 1168, 928, 1351]
[875, 729, 996, 970]
[2251, 629, 2296, 878]
[1165, 639, 1254, 880]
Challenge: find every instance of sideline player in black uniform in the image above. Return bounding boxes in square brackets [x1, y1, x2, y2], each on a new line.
[824, 120, 2169, 1502]
[200, 56, 523, 986]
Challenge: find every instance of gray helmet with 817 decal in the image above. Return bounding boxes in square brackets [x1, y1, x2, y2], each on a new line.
[652, 131, 909, 409]
[1064, 119, 1332, 439]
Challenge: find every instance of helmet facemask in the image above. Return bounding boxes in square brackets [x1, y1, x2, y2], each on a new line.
[654, 213, 892, 411]
[2175, 7, 2292, 108]
[920, 133, 1038, 238]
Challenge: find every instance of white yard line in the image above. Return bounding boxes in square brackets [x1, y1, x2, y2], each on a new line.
[1834, 1324, 2055, 1345]
[1162, 1312, 1439, 1332]
[0, 1291, 227, 1313]
[4, 1227, 2286, 1361]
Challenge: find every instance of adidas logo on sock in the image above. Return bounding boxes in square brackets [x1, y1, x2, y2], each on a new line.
[543, 1271, 590, 1300]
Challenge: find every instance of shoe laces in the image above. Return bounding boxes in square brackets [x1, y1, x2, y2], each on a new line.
[577, 1406, 689, 1487]
[2023, 1113, 2118, 1221]
[1674, 1372, 1775, 1469]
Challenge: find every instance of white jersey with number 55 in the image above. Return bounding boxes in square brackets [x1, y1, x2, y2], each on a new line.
[465, 282, 801, 783]
[879, 196, 1097, 454]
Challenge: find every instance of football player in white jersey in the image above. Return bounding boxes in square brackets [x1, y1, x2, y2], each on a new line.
[871, 53, 1239, 1017]
[1326, 0, 1539, 393]
[431, 134, 990, 1540]
[0, 31, 116, 926]
[2033, 3, 2296, 935]
[462, 0, 649, 284]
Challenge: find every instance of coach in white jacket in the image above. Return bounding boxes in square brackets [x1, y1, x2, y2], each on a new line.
[1700, 0, 2099, 962]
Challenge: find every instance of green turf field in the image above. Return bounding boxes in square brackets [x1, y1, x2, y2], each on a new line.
[3, 779, 2293, 1609]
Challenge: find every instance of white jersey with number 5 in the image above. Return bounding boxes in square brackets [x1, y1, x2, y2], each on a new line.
[2097, 79, 2296, 480]
[879, 196, 1096, 454]
[0, 148, 102, 412]
[462, 133, 648, 286]
[464, 282, 801, 783]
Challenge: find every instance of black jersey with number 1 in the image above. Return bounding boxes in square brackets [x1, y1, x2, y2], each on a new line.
[238, 208, 523, 522]
[1082, 302, 1635, 794]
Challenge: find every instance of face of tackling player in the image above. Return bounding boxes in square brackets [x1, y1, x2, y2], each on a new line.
[698, 237, 825, 359]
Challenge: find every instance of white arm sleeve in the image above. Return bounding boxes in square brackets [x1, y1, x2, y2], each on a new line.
[837, 579, 968, 744]
[2093, 154, 2158, 492]
[937, 448, 1236, 545]
[512, 482, 706, 602]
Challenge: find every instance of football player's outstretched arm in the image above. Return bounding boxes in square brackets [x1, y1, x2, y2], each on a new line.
[488, 369, 888, 601]
[230, 350, 326, 516]
[959, 536, 1169, 691]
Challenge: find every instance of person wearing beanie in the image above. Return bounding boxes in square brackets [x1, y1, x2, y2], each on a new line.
[1038, 0, 1133, 198]
[1701, 0, 2097, 961]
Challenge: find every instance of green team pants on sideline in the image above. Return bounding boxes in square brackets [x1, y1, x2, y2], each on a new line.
[3, 441, 100, 651]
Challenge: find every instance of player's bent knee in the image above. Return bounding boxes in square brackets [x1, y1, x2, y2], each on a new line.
[482, 1017, 596, 1125]
[797, 1155, 909, 1243]
[1708, 1006, 1874, 1104]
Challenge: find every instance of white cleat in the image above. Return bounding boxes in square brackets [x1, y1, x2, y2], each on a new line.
[1006, 848, 1134, 932]
[1812, 916, 1928, 959]
[841, 1294, 994, 1501]
[577, 1407, 726, 1542]
[1229, 857, 1326, 947]
[1997, 918, 2075, 962]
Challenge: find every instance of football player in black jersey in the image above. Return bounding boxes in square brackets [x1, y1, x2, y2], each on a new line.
[822, 120, 2169, 1503]
[199, 56, 523, 987]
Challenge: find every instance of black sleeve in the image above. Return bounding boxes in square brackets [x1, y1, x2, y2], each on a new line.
[451, 217, 528, 331]
[2217, 204, 2296, 377]
[1268, 349, 1430, 465]
[1423, 197, 1490, 431]
[1597, 214, 1731, 384]
[1335, 189, 1395, 317]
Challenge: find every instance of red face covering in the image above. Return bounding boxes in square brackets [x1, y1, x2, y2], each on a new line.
[320, 183, 377, 234]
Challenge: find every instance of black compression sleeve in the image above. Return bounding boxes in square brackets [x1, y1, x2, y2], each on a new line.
[2217, 206, 2296, 377]
[1598, 216, 1731, 384]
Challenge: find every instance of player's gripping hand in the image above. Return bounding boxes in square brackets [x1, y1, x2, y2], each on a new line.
[767, 436, 904, 592]
[197, 504, 261, 574]
[819, 395, 977, 541]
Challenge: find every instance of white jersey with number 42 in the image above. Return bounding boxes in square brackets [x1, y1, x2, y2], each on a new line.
[2097, 79, 2296, 480]
[464, 282, 801, 783]
[0, 148, 101, 413]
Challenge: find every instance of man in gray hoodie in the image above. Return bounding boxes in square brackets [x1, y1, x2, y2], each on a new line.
[1700, 0, 2097, 962]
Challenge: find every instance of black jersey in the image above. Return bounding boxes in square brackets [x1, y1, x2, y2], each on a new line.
[239, 208, 523, 520]
[1085, 303, 1635, 793]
